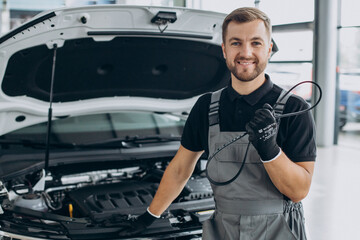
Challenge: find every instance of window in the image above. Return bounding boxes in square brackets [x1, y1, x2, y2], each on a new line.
[271, 30, 313, 62]
[1, 112, 186, 146]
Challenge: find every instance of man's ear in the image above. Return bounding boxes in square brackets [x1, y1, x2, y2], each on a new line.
[222, 43, 226, 59]
[268, 42, 273, 59]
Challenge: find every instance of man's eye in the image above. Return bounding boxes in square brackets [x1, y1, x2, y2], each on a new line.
[231, 42, 240, 46]
[253, 42, 262, 46]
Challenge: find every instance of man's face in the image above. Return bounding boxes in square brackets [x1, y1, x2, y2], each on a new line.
[222, 20, 272, 82]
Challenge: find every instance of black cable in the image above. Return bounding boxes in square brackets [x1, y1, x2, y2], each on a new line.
[205, 81, 322, 186]
[206, 134, 249, 186]
[273, 81, 322, 119]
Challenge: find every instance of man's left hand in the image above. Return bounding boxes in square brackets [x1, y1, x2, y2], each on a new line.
[245, 103, 281, 162]
[117, 211, 157, 237]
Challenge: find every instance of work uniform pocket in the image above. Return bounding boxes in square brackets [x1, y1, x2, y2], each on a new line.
[202, 211, 226, 240]
[207, 142, 270, 200]
[281, 203, 308, 240]
[265, 214, 298, 240]
[208, 142, 260, 180]
[206, 143, 246, 183]
[213, 143, 261, 164]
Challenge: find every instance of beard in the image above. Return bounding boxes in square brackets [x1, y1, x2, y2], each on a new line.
[226, 57, 267, 82]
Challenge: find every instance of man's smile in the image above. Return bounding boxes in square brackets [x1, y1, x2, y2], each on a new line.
[235, 60, 256, 68]
[237, 61, 254, 65]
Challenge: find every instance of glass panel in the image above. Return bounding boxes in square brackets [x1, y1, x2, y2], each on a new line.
[339, 28, 360, 70]
[271, 30, 313, 62]
[199, 0, 254, 13]
[260, 0, 314, 25]
[8, 0, 64, 10]
[338, 27, 360, 147]
[341, 0, 360, 27]
[266, 62, 313, 101]
[199, 0, 314, 23]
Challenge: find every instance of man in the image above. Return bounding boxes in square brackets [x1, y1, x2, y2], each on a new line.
[119, 7, 315, 239]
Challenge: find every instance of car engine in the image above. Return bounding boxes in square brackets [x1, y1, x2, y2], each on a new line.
[0, 161, 215, 239]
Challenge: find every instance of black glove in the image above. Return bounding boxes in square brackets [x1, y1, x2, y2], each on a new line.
[245, 103, 281, 161]
[118, 211, 158, 237]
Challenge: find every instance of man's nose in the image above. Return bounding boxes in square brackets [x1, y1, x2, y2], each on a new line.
[239, 43, 252, 58]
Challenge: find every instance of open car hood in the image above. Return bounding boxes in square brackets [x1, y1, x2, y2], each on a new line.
[0, 5, 229, 135]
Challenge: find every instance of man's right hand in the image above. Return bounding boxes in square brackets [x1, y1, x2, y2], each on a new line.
[118, 211, 157, 237]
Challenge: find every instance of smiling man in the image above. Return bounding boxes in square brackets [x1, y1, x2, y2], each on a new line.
[223, 21, 270, 84]
[119, 7, 316, 240]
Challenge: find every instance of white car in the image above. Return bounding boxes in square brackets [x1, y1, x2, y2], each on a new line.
[0, 5, 229, 240]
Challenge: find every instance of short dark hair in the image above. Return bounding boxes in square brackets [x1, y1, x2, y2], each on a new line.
[222, 7, 272, 43]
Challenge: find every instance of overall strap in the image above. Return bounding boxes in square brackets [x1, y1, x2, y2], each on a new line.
[208, 88, 224, 133]
[209, 88, 292, 127]
[274, 89, 292, 116]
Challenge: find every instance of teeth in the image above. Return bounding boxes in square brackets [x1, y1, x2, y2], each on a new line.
[237, 61, 252, 65]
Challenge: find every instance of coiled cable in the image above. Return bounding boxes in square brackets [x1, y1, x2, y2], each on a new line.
[206, 81, 322, 186]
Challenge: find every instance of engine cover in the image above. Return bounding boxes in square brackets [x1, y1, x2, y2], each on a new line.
[68, 177, 213, 222]
[68, 181, 157, 221]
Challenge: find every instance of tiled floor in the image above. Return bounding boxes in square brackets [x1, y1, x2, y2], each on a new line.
[303, 126, 360, 240]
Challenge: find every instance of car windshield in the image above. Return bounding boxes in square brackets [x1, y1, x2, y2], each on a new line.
[0, 111, 186, 148]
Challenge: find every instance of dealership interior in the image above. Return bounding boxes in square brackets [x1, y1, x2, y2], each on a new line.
[1, 0, 359, 239]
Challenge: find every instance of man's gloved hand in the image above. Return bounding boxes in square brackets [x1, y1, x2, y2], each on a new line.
[245, 103, 281, 162]
[118, 210, 158, 237]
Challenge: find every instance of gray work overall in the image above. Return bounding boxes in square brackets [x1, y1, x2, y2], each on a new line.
[202, 88, 307, 240]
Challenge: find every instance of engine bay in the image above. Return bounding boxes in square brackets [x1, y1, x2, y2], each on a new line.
[0, 160, 215, 239]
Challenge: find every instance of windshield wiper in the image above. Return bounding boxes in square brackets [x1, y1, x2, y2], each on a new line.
[0, 138, 77, 149]
[79, 134, 181, 148]
[0, 134, 181, 150]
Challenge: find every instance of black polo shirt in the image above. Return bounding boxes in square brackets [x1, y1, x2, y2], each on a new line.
[181, 75, 316, 162]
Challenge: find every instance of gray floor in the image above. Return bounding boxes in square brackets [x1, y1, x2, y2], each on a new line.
[303, 124, 360, 240]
